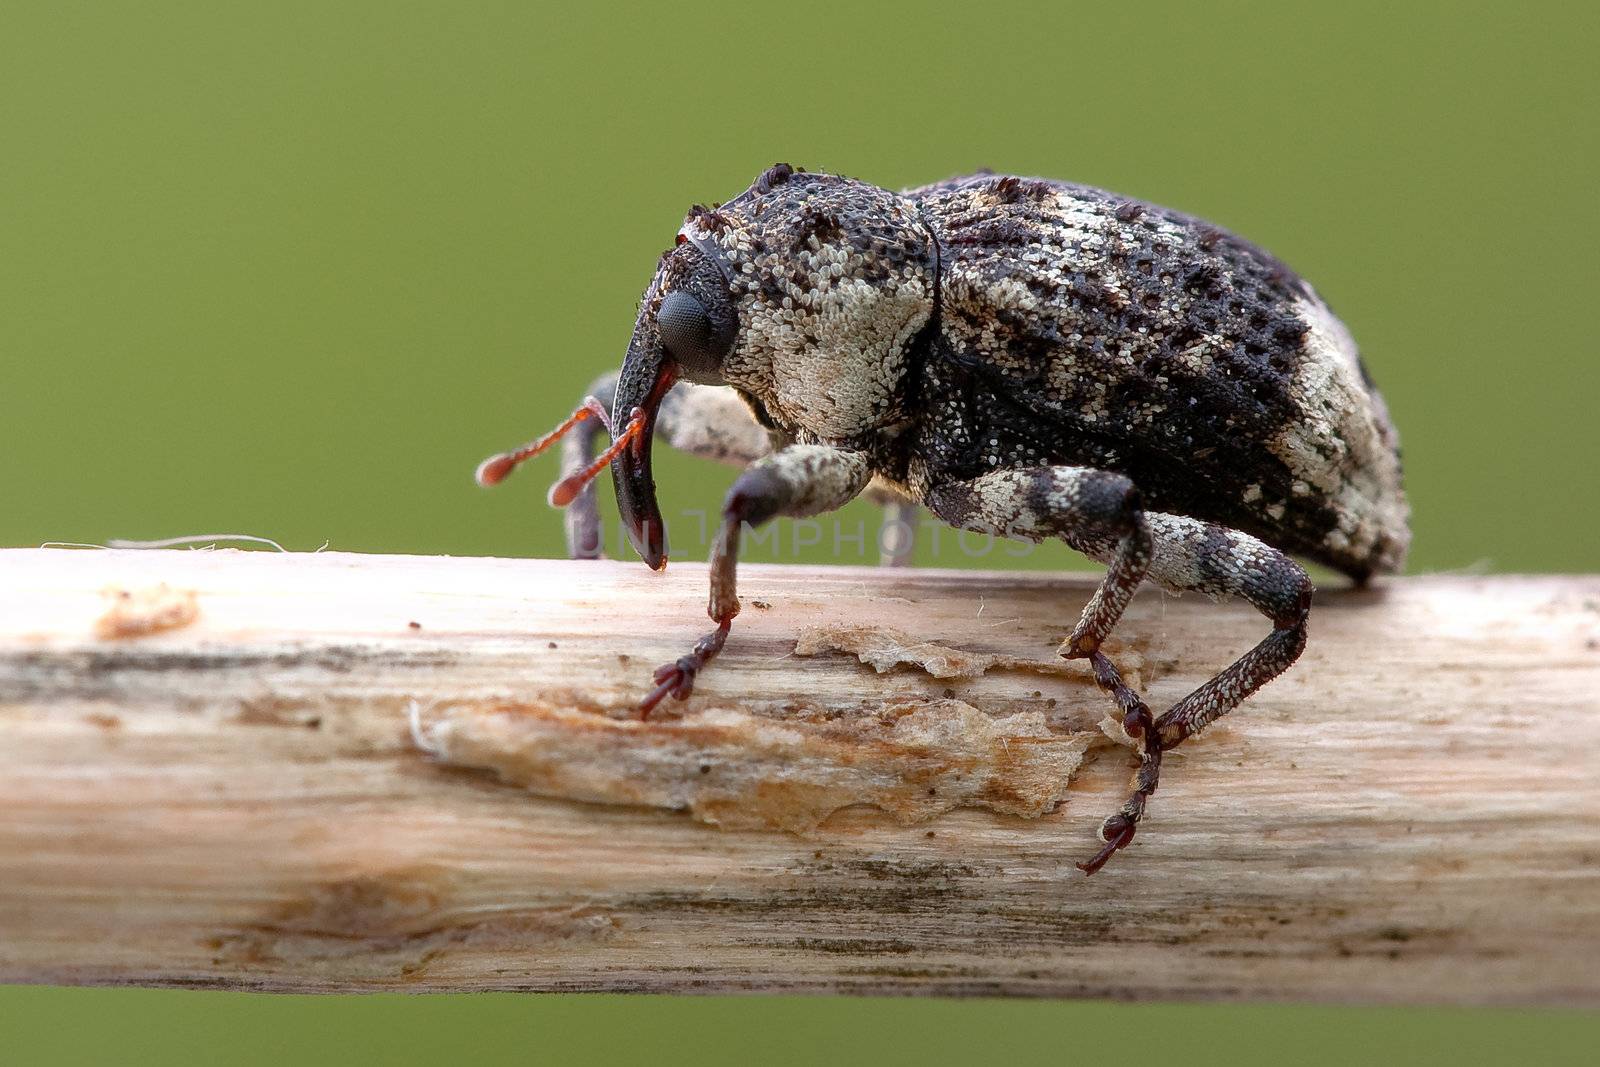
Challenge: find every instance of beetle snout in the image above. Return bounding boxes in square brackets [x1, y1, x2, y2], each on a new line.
[608, 320, 679, 571]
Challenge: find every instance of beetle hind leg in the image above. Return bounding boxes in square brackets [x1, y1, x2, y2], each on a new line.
[1142, 514, 1313, 750]
[926, 468, 1312, 875]
[1080, 514, 1312, 873]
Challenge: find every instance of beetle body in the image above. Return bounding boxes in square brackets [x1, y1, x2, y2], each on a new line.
[666, 166, 1406, 580]
[481, 164, 1410, 874]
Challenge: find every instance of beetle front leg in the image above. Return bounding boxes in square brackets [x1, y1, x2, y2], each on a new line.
[559, 372, 620, 559]
[638, 444, 872, 716]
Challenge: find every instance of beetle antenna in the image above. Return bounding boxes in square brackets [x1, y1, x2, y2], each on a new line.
[475, 396, 613, 488]
[547, 408, 645, 508]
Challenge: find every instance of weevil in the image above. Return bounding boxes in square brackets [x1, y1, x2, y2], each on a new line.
[476, 164, 1410, 875]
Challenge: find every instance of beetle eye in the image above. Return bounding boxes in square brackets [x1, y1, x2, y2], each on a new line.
[657, 290, 727, 382]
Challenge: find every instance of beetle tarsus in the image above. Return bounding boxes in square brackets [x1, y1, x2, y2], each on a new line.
[637, 618, 732, 718]
[1077, 743, 1162, 876]
[1076, 814, 1139, 876]
[1075, 650, 1162, 875]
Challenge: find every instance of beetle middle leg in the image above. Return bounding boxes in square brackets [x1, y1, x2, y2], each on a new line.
[926, 466, 1312, 875]
[639, 443, 873, 716]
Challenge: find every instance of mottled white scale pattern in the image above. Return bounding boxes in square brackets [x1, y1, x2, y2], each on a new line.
[682, 187, 935, 442]
[912, 174, 1408, 578]
[939, 184, 1196, 440]
[1274, 293, 1409, 571]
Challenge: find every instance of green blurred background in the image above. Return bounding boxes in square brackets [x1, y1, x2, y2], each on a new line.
[2, 1, 1595, 1062]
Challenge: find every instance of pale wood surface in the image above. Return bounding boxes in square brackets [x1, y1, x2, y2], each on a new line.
[0, 547, 1596, 1002]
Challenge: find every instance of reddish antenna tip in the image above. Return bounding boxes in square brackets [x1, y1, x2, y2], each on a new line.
[473, 396, 613, 491]
[475, 452, 516, 487]
[547, 475, 584, 508]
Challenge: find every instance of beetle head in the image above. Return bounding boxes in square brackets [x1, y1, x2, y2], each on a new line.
[482, 165, 938, 572]
[607, 241, 738, 569]
[676, 166, 938, 440]
[611, 165, 937, 569]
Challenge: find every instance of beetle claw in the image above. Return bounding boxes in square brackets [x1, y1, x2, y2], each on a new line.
[1075, 814, 1138, 876]
[636, 618, 733, 718]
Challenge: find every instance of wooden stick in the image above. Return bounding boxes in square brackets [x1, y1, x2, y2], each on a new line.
[0, 548, 1595, 1002]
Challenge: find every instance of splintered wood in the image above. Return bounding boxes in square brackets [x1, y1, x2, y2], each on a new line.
[0, 548, 1597, 1003]
[92, 582, 199, 639]
[416, 620, 1128, 832]
[414, 698, 1098, 832]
